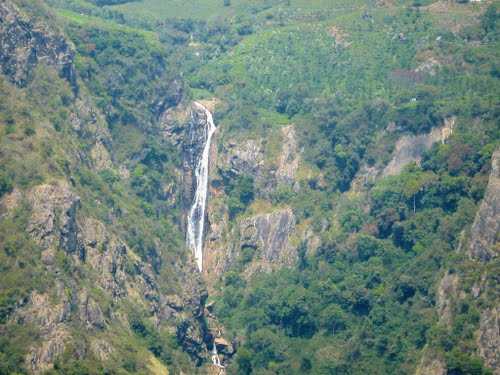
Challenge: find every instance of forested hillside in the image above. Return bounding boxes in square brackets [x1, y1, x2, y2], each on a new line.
[0, 0, 498, 374]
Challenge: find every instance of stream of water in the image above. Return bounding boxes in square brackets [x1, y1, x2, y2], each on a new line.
[186, 101, 216, 272]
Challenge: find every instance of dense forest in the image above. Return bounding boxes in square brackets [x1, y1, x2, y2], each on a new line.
[0, 0, 499, 374]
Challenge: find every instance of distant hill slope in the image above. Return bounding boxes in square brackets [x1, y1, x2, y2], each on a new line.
[0, 0, 499, 374]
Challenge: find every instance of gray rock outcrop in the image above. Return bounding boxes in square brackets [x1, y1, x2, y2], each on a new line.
[477, 307, 500, 374]
[238, 208, 297, 266]
[415, 349, 446, 375]
[276, 125, 300, 186]
[383, 117, 455, 177]
[436, 272, 460, 326]
[0, 1, 77, 90]
[468, 149, 500, 262]
[26, 181, 81, 256]
[0, 178, 210, 372]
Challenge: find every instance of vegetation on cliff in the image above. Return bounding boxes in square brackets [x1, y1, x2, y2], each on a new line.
[0, 0, 498, 374]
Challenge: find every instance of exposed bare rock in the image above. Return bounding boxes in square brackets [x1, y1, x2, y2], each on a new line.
[234, 208, 297, 273]
[176, 318, 207, 365]
[223, 138, 265, 177]
[436, 272, 460, 326]
[214, 336, 231, 348]
[217, 134, 283, 196]
[383, 117, 455, 177]
[15, 282, 72, 374]
[0, 1, 77, 90]
[26, 181, 81, 255]
[415, 349, 446, 375]
[16, 285, 104, 372]
[469, 149, 500, 262]
[218, 126, 300, 194]
[350, 164, 380, 192]
[17, 287, 71, 334]
[69, 97, 113, 169]
[477, 306, 500, 374]
[212, 334, 234, 365]
[351, 118, 456, 192]
[80, 217, 211, 364]
[90, 339, 114, 362]
[90, 140, 112, 171]
[203, 178, 230, 285]
[15, 197, 210, 370]
[204, 125, 302, 283]
[78, 290, 105, 330]
[159, 103, 190, 146]
[80, 217, 159, 307]
[172, 268, 210, 364]
[71, 97, 111, 143]
[80, 217, 108, 249]
[277, 125, 300, 187]
[0, 187, 22, 215]
[153, 78, 184, 116]
[415, 56, 441, 76]
[25, 327, 70, 374]
[155, 262, 210, 363]
[118, 165, 130, 179]
[80, 219, 134, 299]
[472, 273, 488, 299]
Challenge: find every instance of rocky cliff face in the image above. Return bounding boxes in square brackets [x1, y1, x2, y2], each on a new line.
[205, 207, 298, 281]
[2, 1, 497, 373]
[0, 1, 77, 91]
[160, 101, 214, 213]
[236, 208, 297, 273]
[418, 149, 500, 375]
[1, 178, 208, 372]
[477, 307, 500, 374]
[158, 101, 304, 367]
[351, 117, 456, 192]
[415, 350, 446, 375]
[436, 272, 460, 327]
[26, 181, 81, 259]
[468, 149, 499, 262]
[383, 117, 455, 177]
[276, 125, 301, 187]
[470, 149, 500, 374]
[202, 129, 302, 286]
[0, 2, 211, 371]
[1, 0, 112, 172]
[218, 124, 301, 194]
[160, 99, 302, 283]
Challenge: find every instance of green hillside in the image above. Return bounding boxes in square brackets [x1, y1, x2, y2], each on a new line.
[0, 0, 499, 374]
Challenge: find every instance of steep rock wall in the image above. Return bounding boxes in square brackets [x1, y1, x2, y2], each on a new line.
[0, 1, 77, 90]
[418, 149, 500, 375]
[1, 179, 208, 372]
[383, 117, 456, 177]
[468, 149, 500, 262]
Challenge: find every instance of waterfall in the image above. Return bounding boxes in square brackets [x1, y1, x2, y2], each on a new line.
[211, 343, 222, 367]
[211, 342, 225, 373]
[186, 101, 216, 272]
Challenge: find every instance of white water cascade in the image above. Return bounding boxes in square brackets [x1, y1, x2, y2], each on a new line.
[186, 101, 216, 272]
[211, 343, 225, 373]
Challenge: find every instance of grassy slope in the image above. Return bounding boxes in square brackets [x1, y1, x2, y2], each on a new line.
[2, 0, 498, 373]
